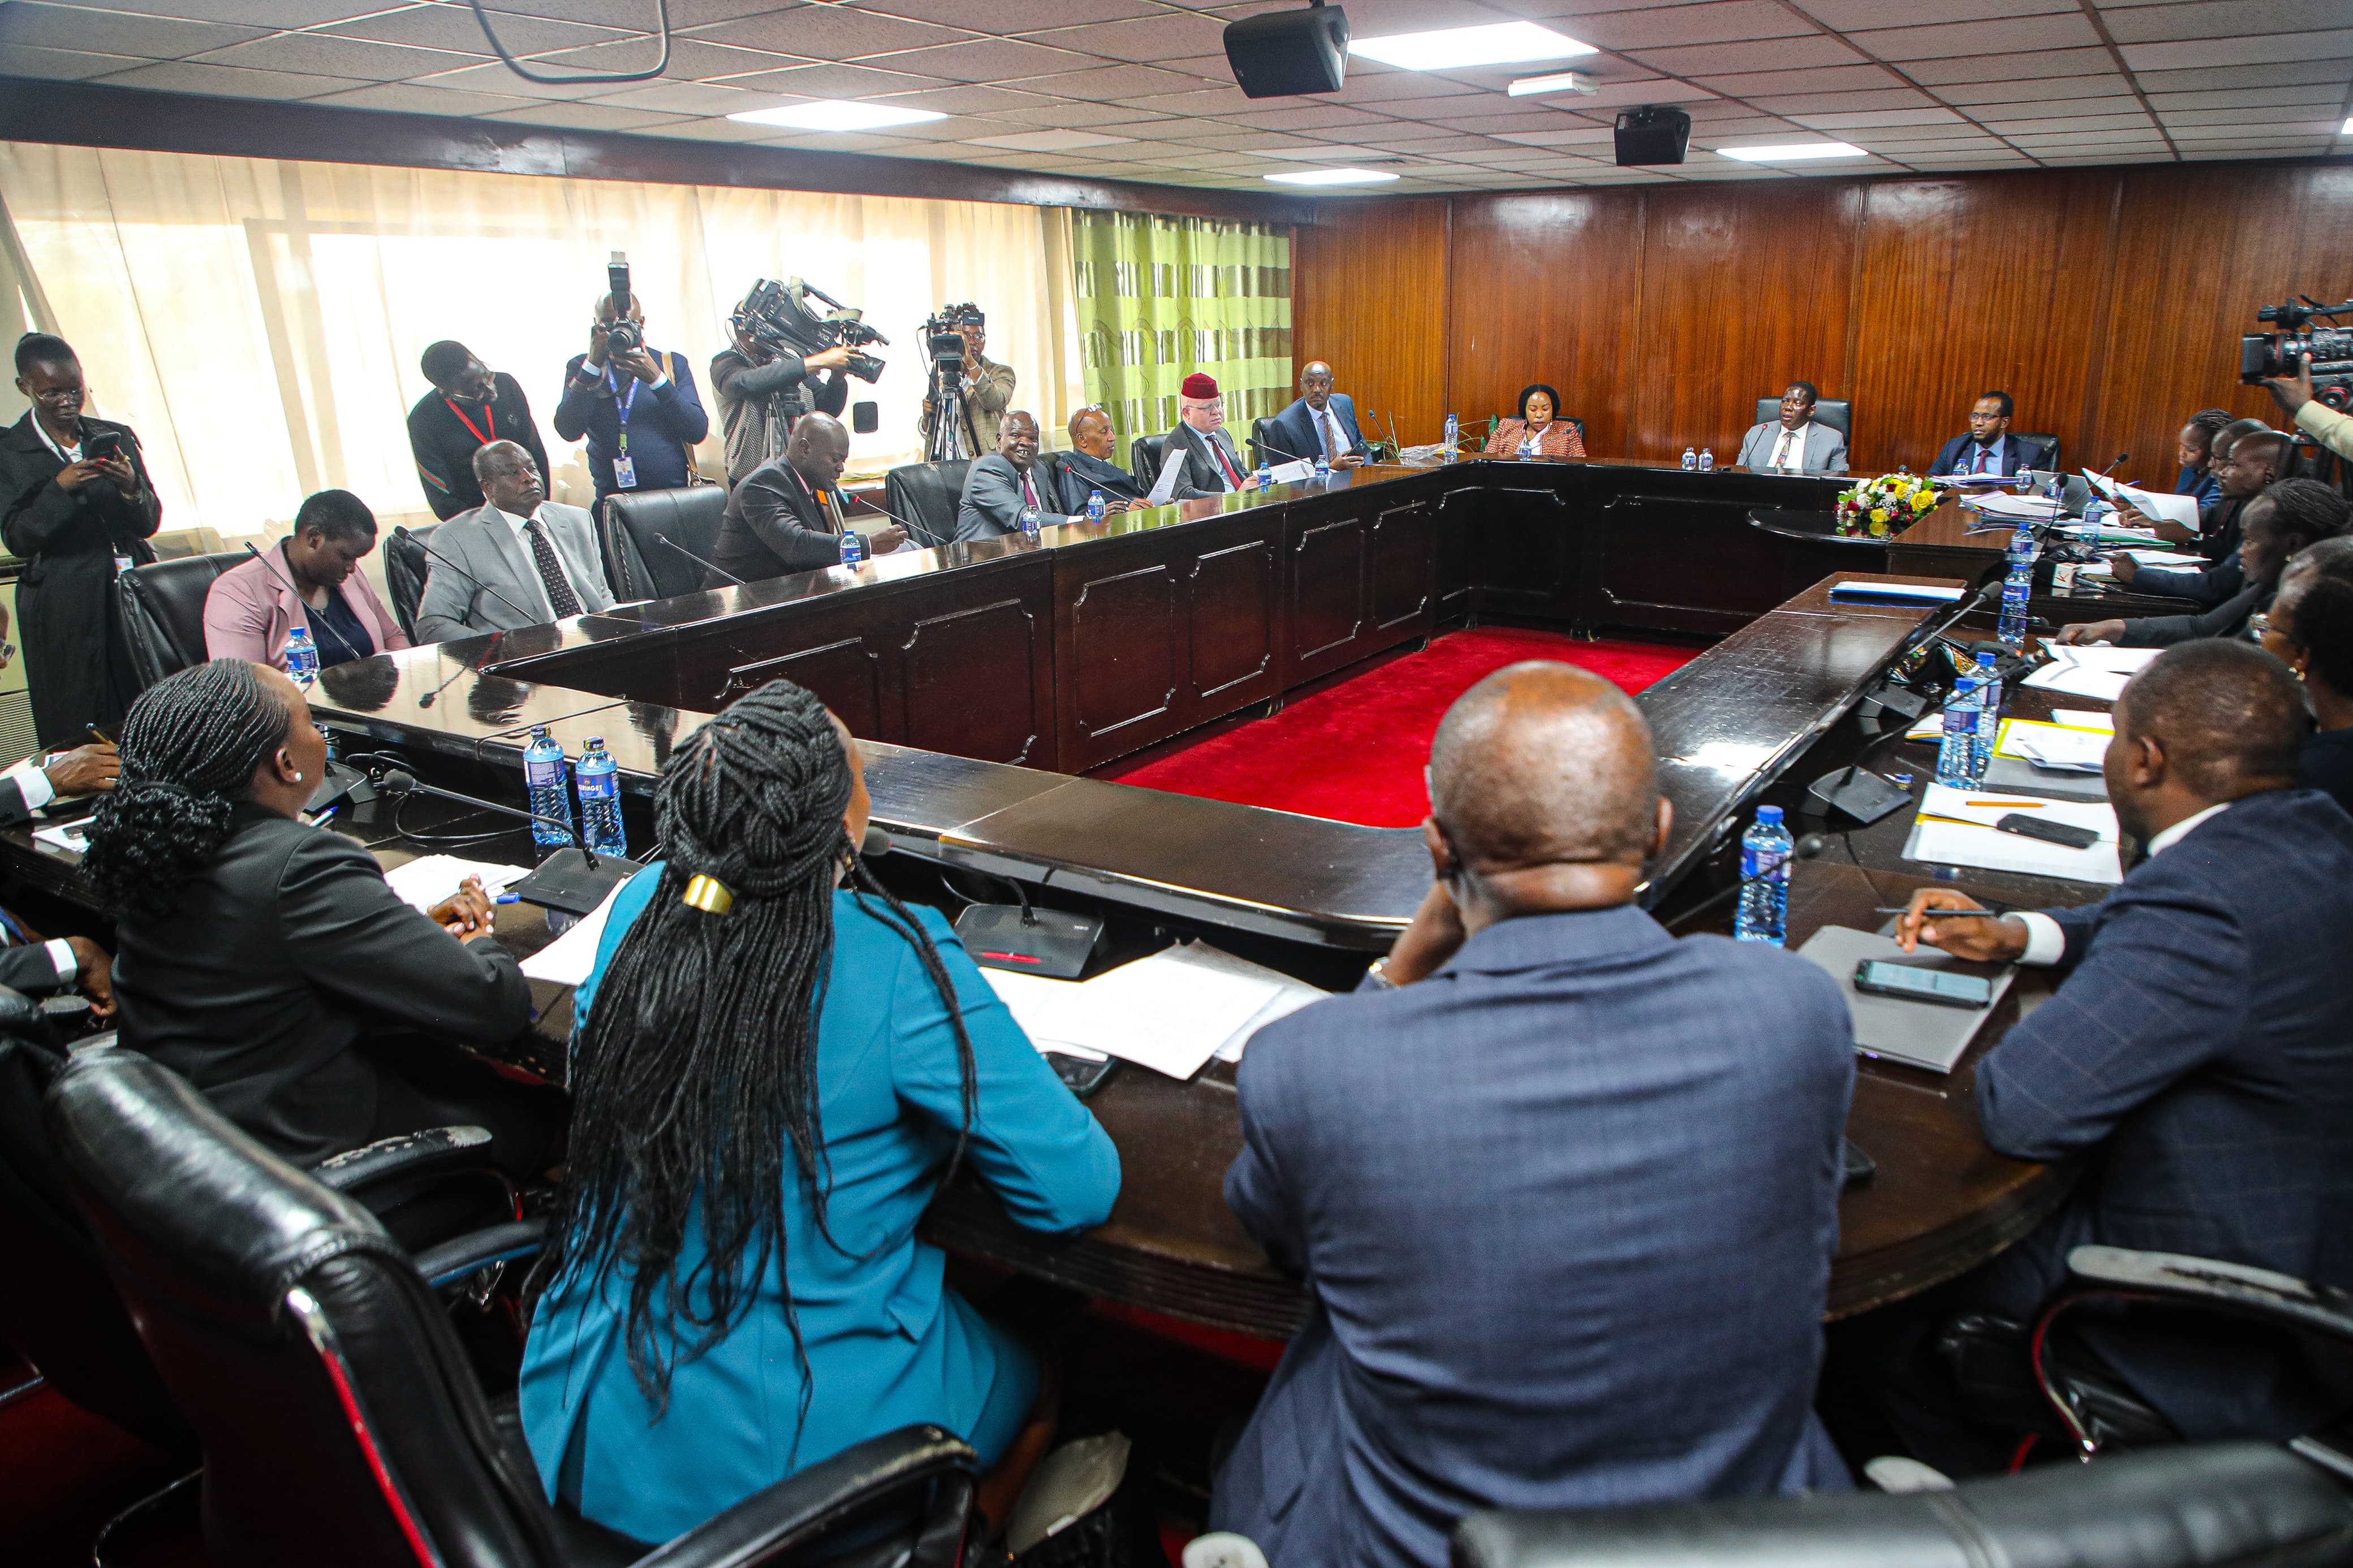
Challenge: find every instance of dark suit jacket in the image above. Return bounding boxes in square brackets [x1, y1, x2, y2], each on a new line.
[404, 373, 552, 521]
[709, 457, 842, 585]
[1967, 790, 2353, 1439]
[2118, 580, 2270, 647]
[2135, 496, 2248, 609]
[2301, 728, 2353, 819]
[1211, 907, 1856, 1568]
[0, 413, 163, 748]
[1265, 393, 1367, 468]
[1932, 433, 2052, 477]
[553, 350, 710, 500]
[112, 805, 533, 1165]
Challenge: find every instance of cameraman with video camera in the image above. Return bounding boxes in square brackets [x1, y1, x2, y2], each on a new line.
[917, 305, 1014, 461]
[712, 286, 854, 485]
[2262, 352, 2353, 463]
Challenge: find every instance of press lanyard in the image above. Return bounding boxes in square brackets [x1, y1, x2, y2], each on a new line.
[444, 396, 497, 447]
[603, 366, 640, 454]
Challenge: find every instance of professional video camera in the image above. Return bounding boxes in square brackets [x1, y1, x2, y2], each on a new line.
[921, 303, 982, 462]
[732, 278, 887, 382]
[604, 250, 642, 357]
[2243, 294, 2353, 410]
[923, 303, 980, 378]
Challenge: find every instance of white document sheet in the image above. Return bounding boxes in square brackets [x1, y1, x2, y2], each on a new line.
[981, 940, 1328, 1080]
[2023, 663, 2129, 701]
[382, 854, 532, 913]
[1919, 783, 2117, 837]
[517, 879, 629, 988]
[1964, 493, 2065, 522]
[1997, 720, 2106, 772]
[1908, 783, 2123, 884]
[31, 819, 90, 854]
[2059, 645, 2162, 673]
[2053, 709, 2114, 732]
[1143, 442, 1193, 506]
[1829, 580, 1966, 603]
[2110, 483, 2201, 532]
[1266, 458, 1314, 486]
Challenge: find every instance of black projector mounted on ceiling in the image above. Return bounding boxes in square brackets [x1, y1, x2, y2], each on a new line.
[1615, 106, 1692, 166]
[1225, 0, 1349, 99]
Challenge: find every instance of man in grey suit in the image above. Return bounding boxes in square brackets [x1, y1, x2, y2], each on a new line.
[1211, 663, 1856, 1568]
[1737, 381, 1849, 474]
[413, 440, 616, 643]
[1159, 371, 1264, 496]
[955, 410, 1051, 541]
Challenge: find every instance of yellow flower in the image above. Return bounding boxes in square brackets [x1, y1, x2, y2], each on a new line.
[1870, 507, 1888, 522]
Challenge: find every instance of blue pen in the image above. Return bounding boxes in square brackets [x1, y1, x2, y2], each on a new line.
[311, 805, 338, 825]
[494, 892, 520, 905]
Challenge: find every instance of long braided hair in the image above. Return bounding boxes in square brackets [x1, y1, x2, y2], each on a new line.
[557, 679, 980, 1434]
[80, 660, 296, 921]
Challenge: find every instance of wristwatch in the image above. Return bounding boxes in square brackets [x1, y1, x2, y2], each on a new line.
[1365, 957, 1398, 990]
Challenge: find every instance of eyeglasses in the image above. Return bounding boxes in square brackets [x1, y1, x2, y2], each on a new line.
[2247, 613, 2271, 640]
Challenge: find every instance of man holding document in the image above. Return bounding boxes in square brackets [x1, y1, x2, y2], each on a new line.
[1889, 640, 2353, 1460]
[2105, 425, 2283, 606]
[2058, 479, 2345, 647]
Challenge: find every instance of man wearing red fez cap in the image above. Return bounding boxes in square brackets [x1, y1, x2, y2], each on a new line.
[1163, 371, 1261, 496]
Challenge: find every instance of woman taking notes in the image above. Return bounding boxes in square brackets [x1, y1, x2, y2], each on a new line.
[519, 680, 1119, 1545]
[1484, 383, 1587, 459]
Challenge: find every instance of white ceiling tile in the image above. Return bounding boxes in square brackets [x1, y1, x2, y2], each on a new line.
[2145, 84, 2347, 110]
[2003, 127, 2170, 145]
[2130, 59, 2353, 93]
[1978, 113, 2158, 135]
[2160, 104, 2350, 126]
[1020, 11, 1229, 62]
[1689, 64, 1907, 96]
[2122, 30, 2353, 71]
[303, 79, 545, 115]
[1846, 13, 2101, 59]
[1493, 126, 1615, 146]
[92, 0, 392, 22]
[1791, 0, 2071, 22]
[1742, 88, 1936, 115]
[1223, 102, 1399, 130]
[1554, 1, 1811, 49]
[0, 42, 147, 79]
[1973, 100, 2147, 123]
[1938, 76, 2137, 105]
[1786, 106, 1967, 129]
[2101, 0, 2349, 43]
[680, 7, 972, 57]
[2180, 142, 2337, 159]
[1902, 48, 2117, 85]
[92, 58, 365, 98]
[187, 33, 486, 81]
[968, 96, 1144, 126]
[523, 37, 786, 81]
[1627, 35, 1866, 76]
[1013, 63, 1229, 101]
[860, 0, 1160, 23]
[705, 60, 953, 97]
[0, 2, 265, 59]
[320, 6, 628, 57]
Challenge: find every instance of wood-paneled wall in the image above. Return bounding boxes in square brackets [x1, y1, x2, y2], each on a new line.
[1293, 159, 2353, 486]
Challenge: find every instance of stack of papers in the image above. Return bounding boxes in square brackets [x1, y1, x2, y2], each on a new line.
[1996, 718, 2106, 774]
[2084, 471, 2201, 532]
[518, 879, 629, 987]
[382, 854, 532, 913]
[1829, 580, 1966, 603]
[982, 940, 1328, 1081]
[32, 819, 90, 854]
[2056, 519, 2161, 545]
[1963, 492, 2066, 522]
[2054, 709, 2113, 732]
[1906, 783, 2122, 884]
[2022, 643, 2160, 701]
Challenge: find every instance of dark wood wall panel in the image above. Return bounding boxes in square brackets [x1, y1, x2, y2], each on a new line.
[1296, 158, 2353, 494]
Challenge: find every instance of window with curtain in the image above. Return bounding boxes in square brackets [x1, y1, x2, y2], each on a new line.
[0, 142, 1086, 542]
[1071, 211, 1292, 453]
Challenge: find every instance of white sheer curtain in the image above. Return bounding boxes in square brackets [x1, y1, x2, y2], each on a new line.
[0, 141, 1085, 541]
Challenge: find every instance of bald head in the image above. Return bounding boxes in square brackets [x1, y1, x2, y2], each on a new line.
[787, 412, 850, 491]
[1300, 361, 1336, 412]
[1430, 662, 1659, 871]
[2114, 640, 2303, 810]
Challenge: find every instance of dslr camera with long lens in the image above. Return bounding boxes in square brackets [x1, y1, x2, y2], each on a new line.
[604, 251, 642, 357]
[2242, 294, 2353, 411]
[732, 278, 887, 382]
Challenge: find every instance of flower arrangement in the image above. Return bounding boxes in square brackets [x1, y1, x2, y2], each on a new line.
[1834, 472, 1940, 538]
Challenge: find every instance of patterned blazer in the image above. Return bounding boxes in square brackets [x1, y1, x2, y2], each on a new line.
[1484, 417, 1586, 459]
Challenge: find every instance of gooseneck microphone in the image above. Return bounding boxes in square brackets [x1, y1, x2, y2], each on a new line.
[391, 524, 538, 625]
[242, 540, 305, 601]
[378, 767, 598, 863]
[657, 533, 743, 586]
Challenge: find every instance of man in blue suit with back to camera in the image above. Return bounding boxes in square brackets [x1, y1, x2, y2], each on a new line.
[1211, 662, 1857, 1568]
[1930, 391, 2051, 478]
[1898, 638, 2353, 1461]
[1265, 360, 1368, 470]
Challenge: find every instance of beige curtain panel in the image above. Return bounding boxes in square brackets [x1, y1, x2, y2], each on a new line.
[0, 141, 1087, 538]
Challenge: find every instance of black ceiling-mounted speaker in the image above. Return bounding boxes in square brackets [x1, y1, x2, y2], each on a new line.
[1614, 105, 1692, 166]
[1225, 1, 1349, 99]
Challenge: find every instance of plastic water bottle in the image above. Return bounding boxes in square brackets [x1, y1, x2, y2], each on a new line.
[1973, 649, 2005, 774]
[575, 736, 626, 857]
[1018, 504, 1041, 538]
[2013, 465, 2034, 495]
[1681, 447, 1697, 470]
[1698, 448, 1716, 472]
[2080, 496, 2112, 533]
[1086, 489, 1106, 522]
[1314, 449, 1330, 479]
[1442, 413, 1459, 462]
[1734, 805, 1794, 946]
[1997, 520, 2035, 649]
[1937, 676, 1986, 787]
[523, 725, 574, 849]
[838, 529, 865, 566]
[283, 626, 319, 686]
[1255, 458, 1273, 490]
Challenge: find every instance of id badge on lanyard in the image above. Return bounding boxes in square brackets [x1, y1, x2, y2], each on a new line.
[607, 366, 641, 490]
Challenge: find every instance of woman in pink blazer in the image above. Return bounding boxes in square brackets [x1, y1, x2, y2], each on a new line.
[1484, 383, 1587, 459]
[202, 490, 411, 672]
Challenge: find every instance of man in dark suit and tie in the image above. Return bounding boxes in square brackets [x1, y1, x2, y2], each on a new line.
[1160, 372, 1262, 496]
[708, 413, 901, 584]
[1055, 407, 1205, 514]
[1898, 638, 2353, 1455]
[1212, 662, 1856, 1568]
[1264, 360, 1368, 470]
[1930, 391, 2051, 478]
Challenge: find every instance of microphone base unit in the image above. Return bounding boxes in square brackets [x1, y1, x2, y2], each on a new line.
[1803, 764, 1914, 827]
[954, 903, 1102, 980]
[305, 759, 378, 815]
[513, 846, 643, 918]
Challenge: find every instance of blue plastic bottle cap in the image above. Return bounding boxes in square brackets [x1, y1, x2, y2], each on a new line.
[1756, 805, 1784, 824]
[585, 736, 604, 750]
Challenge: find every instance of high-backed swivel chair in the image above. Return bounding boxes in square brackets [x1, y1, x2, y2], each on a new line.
[384, 522, 441, 642]
[1754, 395, 1855, 442]
[600, 486, 730, 602]
[49, 1046, 979, 1568]
[884, 460, 973, 550]
[117, 551, 244, 689]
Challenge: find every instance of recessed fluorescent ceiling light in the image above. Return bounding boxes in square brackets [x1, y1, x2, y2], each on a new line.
[1717, 141, 1867, 161]
[727, 100, 945, 131]
[2342, 117, 2353, 133]
[1349, 21, 1596, 72]
[1263, 168, 1400, 185]
[1507, 71, 1596, 98]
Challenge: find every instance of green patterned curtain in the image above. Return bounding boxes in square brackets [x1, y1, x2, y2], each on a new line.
[1071, 211, 1292, 451]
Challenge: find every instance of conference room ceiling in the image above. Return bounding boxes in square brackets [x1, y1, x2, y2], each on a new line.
[2, 0, 2348, 194]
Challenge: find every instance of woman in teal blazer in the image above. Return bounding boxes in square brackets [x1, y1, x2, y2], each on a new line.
[518, 681, 1120, 1545]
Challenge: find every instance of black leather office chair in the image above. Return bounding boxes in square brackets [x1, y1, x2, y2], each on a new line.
[884, 460, 973, 550]
[1248, 416, 1277, 468]
[49, 1046, 979, 1568]
[2018, 432, 2063, 472]
[1130, 433, 1166, 491]
[600, 485, 730, 602]
[384, 521, 440, 642]
[1755, 395, 1855, 440]
[1451, 1442, 2353, 1568]
[117, 550, 243, 690]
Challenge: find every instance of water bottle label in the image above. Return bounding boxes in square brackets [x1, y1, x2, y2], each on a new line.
[1740, 846, 1789, 881]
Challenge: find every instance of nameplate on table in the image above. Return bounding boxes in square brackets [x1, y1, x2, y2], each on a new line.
[1829, 581, 1966, 604]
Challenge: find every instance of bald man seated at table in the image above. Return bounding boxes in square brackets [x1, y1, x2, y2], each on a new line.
[1894, 640, 2353, 1462]
[1212, 663, 1857, 1568]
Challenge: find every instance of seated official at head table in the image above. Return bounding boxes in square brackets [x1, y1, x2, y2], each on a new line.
[1266, 360, 1370, 470]
[2060, 477, 2347, 648]
[2110, 423, 2282, 603]
[956, 411, 1055, 540]
[2260, 534, 2353, 817]
[518, 680, 1118, 1545]
[1893, 640, 2353, 1463]
[707, 412, 900, 584]
[1484, 382, 1585, 459]
[1211, 663, 1855, 1568]
[202, 489, 410, 672]
[1160, 373, 1261, 495]
[1058, 406, 1197, 515]
[412, 440, 616, 643]
[1930, 391, 2050, 477]
[1737, 382, 1848, 475]
[80, 660, 557, 1174]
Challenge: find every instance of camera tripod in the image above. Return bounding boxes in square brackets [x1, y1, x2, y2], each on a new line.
[925, 360, 970, 463]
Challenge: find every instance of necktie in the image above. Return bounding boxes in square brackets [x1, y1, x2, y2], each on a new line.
[523, 517, 583, 618]
[1022, 472, 1038, 509]
[1320, 410, 1339, 460]
[1774, 429, 1797, 471]
[1974, 444, 1992, 474]
[1210, 433, 1243, 489]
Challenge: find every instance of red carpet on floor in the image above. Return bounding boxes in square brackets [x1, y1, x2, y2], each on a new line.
[1097, 628, 1697, 827]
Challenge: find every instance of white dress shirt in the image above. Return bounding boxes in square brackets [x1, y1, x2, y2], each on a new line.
[1770, 422, 1812, 473]
[32, 418, 80, 465]
[493, 504, 580, 619]
[2010, 800, 2232, 964]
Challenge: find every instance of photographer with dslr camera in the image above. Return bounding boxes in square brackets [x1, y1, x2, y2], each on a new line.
[556, 284, 709, 504]
[712, 282, 861, 485]
[917, 305, 1014, 461]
